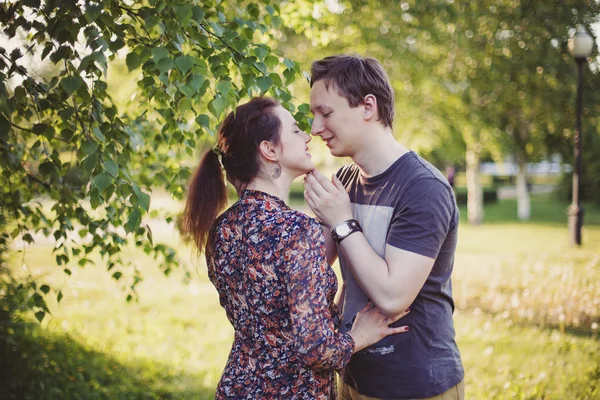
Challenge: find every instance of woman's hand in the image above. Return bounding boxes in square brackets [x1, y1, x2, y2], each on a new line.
[347, 302, 410, 353]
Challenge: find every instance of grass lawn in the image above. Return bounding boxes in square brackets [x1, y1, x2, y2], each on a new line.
[2, 194, 599, 399]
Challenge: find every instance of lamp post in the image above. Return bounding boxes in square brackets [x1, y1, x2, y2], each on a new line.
[567, 25, 594, 246]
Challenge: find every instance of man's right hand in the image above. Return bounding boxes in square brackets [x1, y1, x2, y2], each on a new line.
[303, 169, 353, 229]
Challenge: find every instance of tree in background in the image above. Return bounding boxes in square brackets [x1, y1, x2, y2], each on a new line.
[279, 0, 599, 223]
[0, 0, 312, 320]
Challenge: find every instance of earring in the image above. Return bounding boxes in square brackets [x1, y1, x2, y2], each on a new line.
[272, 161, 281, 179]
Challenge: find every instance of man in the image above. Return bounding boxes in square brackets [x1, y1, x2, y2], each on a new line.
[304, 54, 464, 400]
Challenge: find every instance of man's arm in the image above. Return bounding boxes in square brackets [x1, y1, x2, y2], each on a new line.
[304, 169, 449, 317]
[336, 235, 433, 316]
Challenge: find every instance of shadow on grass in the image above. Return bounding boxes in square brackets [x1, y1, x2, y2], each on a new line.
[0, 284, 216, 400]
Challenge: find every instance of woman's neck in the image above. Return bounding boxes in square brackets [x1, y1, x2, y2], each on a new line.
[246, 174, 291, 203]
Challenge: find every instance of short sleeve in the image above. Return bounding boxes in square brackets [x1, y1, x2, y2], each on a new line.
[386, 178, 456, 259]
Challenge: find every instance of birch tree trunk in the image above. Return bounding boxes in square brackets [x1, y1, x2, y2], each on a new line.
[466, 147, 484, 225]
[515, 151, 531, 220]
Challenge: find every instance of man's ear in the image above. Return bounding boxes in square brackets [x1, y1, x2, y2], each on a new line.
[258, 140, 279, 162]
[363, 94, 378, 121]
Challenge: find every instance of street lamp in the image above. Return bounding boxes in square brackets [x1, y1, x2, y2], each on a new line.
[567, 25, 594, 246]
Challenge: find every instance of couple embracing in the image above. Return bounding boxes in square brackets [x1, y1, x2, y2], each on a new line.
[182, 54, 464, 400]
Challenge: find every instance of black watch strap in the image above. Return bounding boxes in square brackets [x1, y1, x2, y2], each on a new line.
[331, 219, 363, 244]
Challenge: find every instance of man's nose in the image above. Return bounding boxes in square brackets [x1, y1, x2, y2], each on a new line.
[311, 118, 324, 136]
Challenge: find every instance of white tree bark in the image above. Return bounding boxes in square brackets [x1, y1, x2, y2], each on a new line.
[516, 152, 531, 220]
[466, 148, 484, 225]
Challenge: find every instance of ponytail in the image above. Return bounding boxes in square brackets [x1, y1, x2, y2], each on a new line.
[181, 149, 227, 256]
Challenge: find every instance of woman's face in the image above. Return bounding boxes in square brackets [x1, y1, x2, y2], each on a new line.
[273, 106, 314, 178]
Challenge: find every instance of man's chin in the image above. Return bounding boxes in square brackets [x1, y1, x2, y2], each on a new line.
[328, 148, 346, 157]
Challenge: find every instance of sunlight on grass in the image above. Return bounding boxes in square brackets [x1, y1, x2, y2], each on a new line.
[5, 195, 600, 399]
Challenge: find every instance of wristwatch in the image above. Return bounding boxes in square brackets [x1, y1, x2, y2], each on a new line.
[331, 219, 362, 244]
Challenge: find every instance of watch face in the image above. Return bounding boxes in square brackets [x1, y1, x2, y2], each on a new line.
[335, 223, 351, 237]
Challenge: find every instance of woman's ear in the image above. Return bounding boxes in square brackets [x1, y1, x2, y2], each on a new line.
[363, 94, 378, 121]
[258, 140, 279, 162]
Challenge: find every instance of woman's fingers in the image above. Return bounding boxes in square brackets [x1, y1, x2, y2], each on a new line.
[388, 325, 410, 334]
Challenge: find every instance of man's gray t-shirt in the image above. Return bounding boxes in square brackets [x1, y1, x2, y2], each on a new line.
[337, 152, 464, 399]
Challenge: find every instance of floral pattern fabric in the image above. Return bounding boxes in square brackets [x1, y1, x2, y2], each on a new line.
[207, 190, 354, 399]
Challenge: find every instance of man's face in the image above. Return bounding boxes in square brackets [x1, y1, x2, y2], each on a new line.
[310, 80, 365, 158]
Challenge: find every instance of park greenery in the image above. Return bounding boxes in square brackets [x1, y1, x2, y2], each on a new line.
[1, 0, 600, 398]
[2, 194, 600, 399]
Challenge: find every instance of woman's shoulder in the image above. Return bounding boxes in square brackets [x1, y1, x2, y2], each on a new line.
[279, 209, 321, 231]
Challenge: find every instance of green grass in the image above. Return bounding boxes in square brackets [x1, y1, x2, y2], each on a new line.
[2, 195, 600, 399]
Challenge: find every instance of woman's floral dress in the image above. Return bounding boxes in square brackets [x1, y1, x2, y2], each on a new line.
[207, 190, 355, 399]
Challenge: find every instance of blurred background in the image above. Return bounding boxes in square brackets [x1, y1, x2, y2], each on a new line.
[1, 1, 599, 399]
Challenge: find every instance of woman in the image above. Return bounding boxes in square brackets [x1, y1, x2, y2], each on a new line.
[181, 97, 409, 399]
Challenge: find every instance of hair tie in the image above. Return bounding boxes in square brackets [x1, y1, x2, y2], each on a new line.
[211, 145, 222, 157]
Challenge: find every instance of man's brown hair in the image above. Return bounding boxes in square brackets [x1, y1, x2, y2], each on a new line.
[310, 54, 395, 128]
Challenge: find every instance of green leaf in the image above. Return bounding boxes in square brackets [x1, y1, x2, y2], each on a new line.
[283, 58, 296, 69]
[124, 209, 142, 233]
[175, 55, 195, 75]
[40, 285, 50, 294]
[80, 140, 96, 156]
[35, 311, 45, 323]
[208, 96, 228, 118]
[92, 171, 112, 192]
[112, 271, 122, 280]
[56, 290, 63, 303]
[22, 233, 34, 244]
[174, 4, 193, 27]
[23, 0, 41, 8]
[271, 16, 282, 28]
[269, 72, 282, 87]
[108, 38, 125, 52]
[58, 107, 75, 121]
[92, 127, 105, 142]
[32, 123, 49, 134]
[39, 161, 55, 177]
[179, 84, 195, 98]
[257, 76, 273, 94]
[85, 4, 103, 23]
[103, 159, 118, 177]
[216, 80, 232, 95]
[253, 61, 267, 74]
[157, 58, 174, 74]
[81, 153, 98, 174]
[60, 75, 84, 95]
[254, 46, 269, 60]
[41, 42, 53, 61]
[283, 68, 296, 84]
[0, 114, 10, 139]
[138, 192, 151, 212]
[265, 55, 279, 69]
[192, 6, 205, 22]
[152, 47, 169, 62]
[145, 15, 160, 30]
[126, 52, 141, 71]
[90, 189, 102, 209]
[195, 114, 210, 128]
[187, 73, 205, 92]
